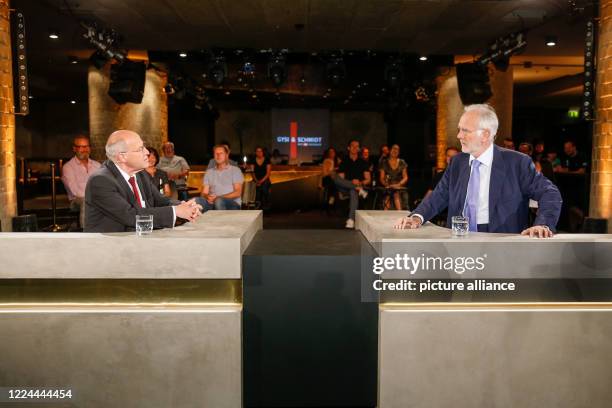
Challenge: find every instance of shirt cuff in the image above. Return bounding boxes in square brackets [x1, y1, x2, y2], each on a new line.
[171, 206, 176, 228]
[411, 213, 424, 224]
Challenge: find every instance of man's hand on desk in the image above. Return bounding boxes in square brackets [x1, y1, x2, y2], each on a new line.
[393, 215, 423, 229]
[175, 199, 201, 222]
[521, 225, 554, 238]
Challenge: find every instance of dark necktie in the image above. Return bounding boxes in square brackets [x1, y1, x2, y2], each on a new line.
[463, 160, 481, 232]
[128, 176, 142, 208]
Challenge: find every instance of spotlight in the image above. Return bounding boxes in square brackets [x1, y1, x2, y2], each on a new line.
[419, 56, 428, 61]
[81, 22, 126, 67]
[68, 56, 78, 64]
[48, 30, 59, 39]
[208, 55, 227, 85]
[70, 100, 76, 104]
[545, 36, 557, 47]
[179, 52, 187, 58]
[326, 57, 346, 86]
[267, 53, 286, 86]
[478, 31, 527, 71]
[384, 57, 404, 88]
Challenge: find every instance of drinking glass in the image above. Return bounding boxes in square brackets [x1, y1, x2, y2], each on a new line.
[136, 214, 153, 236]
[451, 216, 469, 237]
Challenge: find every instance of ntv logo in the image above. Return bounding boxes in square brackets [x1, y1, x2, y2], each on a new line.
[276, 122, 323, 160]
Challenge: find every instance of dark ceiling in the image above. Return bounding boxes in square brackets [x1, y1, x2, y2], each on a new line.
[12, 0, 595, 104]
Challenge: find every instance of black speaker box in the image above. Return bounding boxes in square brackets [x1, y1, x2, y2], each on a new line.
[109, 60, 146, 104]
[456, 62, 492, 105]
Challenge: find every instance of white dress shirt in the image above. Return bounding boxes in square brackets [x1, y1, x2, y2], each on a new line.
[466, 143, 494, 225]
[116, 166, 146, 208]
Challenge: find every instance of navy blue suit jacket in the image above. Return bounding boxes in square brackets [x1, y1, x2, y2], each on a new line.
[414, 145, 562, 233]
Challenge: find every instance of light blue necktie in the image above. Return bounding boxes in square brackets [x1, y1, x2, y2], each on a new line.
[464, 160, 481, 232]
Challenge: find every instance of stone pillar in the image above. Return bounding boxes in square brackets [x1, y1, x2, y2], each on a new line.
[88, 63, 168, 161]
[591, 0, 612, 232]
[0, 0, 17, 231]
[435, 65, 513, 169]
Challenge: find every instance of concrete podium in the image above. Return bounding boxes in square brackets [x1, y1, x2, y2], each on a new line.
[356, 210, 612, 408]
[0, 211, 262, 408]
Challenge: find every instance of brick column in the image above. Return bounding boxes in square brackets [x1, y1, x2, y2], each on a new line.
[0, 0, 17, 231]
[591, 0, 612, 232]
[88, 64, 168, 161]
[435, 65, 513, 169]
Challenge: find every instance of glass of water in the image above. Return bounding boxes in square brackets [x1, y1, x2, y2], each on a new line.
[135, 214, 153, 236]
[451, 216, 469, 237]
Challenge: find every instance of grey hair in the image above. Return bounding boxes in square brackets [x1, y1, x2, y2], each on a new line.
[105, 139, 128, 161]
[163, 141, 175, 150]
[464, 104, 499, 140]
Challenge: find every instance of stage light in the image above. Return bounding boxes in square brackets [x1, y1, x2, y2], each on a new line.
[545, 36, 557, 47]
[478, 31, 526, 72]
[384, 57, 404, 88]
[326, 57, 346, 86]
[70, 100, 76, 104]
[68, 56, 78, 64]
[208, 55, 227, 85]
[268, 53, 286, 87]
[419, 56, 428, 61]
[179, 52, 187, 58]
[48, 30, 59, 39]
[81, 22, 126, 67]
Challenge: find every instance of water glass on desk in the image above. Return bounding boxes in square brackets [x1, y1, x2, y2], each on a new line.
[136, 214, 153, 236]
[451, 216, 469, 237]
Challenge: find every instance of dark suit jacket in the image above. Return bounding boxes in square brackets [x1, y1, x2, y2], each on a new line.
[84, 161, 178, 233]
[413, 145, 563, 233]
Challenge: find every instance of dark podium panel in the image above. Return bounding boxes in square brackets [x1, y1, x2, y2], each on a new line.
[243, 230, 377, 408]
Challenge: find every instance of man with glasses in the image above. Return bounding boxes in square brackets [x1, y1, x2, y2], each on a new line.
[395, 104, 562, 238]
[84, 130, 201, 232]
[61, 135, 101, 226]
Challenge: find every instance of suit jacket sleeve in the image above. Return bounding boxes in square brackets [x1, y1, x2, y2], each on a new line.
[88, 174, 175, 229]
[412, 162, 451, 222]
[517, 155, 563, 231]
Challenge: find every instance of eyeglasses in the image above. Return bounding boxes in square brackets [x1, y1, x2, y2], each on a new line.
[457, 127, 483, 135]
[120, 145, 146, 154]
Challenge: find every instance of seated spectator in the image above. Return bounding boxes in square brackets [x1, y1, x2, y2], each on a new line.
[559, 140, 588, 174]
[61, 135, 101, 226]
[379, 144, 409, 210]
[320, 147, 340, 206]
[425, 146, 459, 199]
[207, 140, 237, 168]
[533, 141, 545, 162]
[502, 137, 515, 150]
[253, 146, 272, 210]
[378, 144, 390, 168]
[144, 147, 171, 198]
[334, 139, 371, 229]
[518, 142, 533, 157]
[158, 141, 190, 200]
[547, 151, 562, 172]
[361, 146, 374, 173]
[199, 145, 244, 211]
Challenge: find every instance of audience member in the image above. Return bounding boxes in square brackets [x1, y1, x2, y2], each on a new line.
[158, 141, 190, 200]
[518, 142, 533, 157]
[379, 144, 409, 210]
[335, 139, 371, 229]
[362, 147, 374, 173]
[321, 147, 340, 206]
[199, 145, 244, 211]
[270, 149, 283, 165]
[378, 144, 390, 168]
[533, 141, 545, 162]
[207, 140, 237, 168]
[145, 147, 171, 197]
[253, 146, 272, 210]
[61, 135, 101, 225]
[502, 137, 515, 150]
[559, 140, 588, 174]
[425, 146, 459, 199]
[547, 151, 562, 172]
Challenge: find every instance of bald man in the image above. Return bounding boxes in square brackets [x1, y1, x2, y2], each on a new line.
[84, 130, 201, 233]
